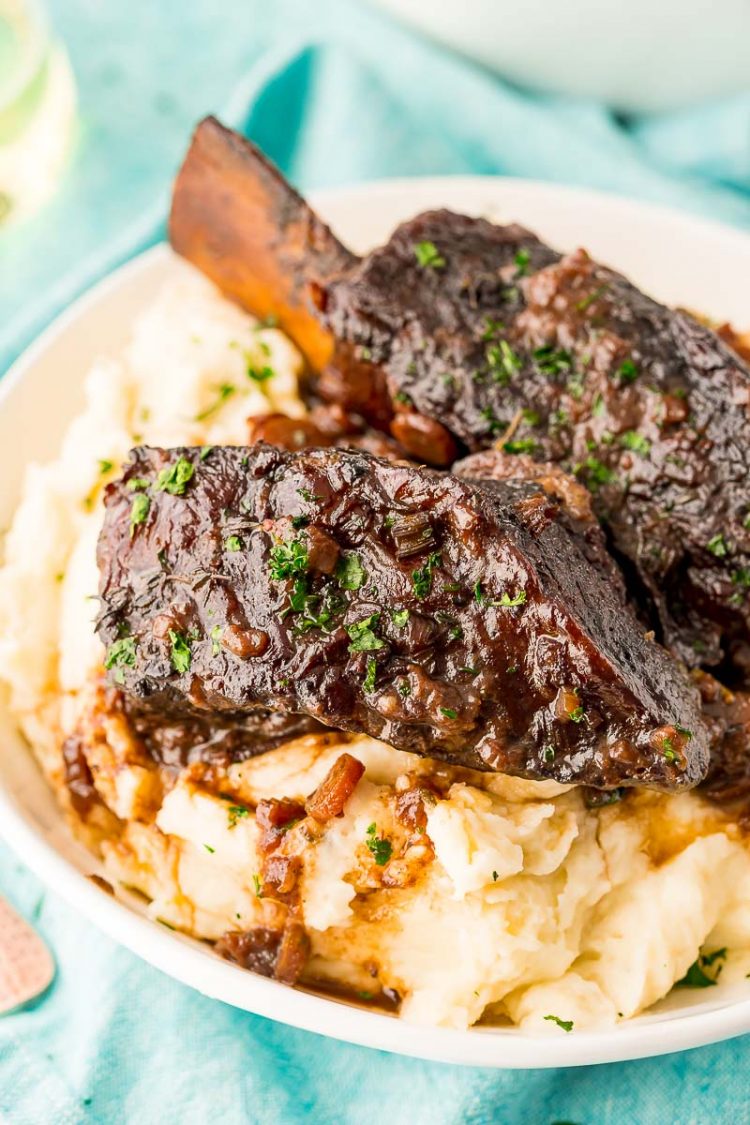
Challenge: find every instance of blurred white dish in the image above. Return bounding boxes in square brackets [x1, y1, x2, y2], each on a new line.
[3, 177, 750, 1067]
[370, 0, 750, 113]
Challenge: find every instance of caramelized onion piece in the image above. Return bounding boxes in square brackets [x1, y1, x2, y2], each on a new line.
[62, 736, 100, 819]
[390, 512, 435, 559]
[256, 797, 306, 855]
[274, 920, 311, 985]
[306, 752, 365, 822]
[389, 411, 458, 467]
[216, 927, 280, 978]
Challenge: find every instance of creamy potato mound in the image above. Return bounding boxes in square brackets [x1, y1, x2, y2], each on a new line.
[2, 262, 750, 1031]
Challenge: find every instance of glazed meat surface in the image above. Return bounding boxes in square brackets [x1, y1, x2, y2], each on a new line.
[319, 211, 750, 676]
[96, 444, 709, 790]
[170, 123, 750, 684]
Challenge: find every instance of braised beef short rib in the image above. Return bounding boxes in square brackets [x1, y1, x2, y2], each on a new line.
[170, 118, 750, 683]
[96, 444, 709, 790]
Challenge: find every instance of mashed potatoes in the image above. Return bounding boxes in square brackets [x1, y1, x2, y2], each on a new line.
[2, 262, 750, 1032]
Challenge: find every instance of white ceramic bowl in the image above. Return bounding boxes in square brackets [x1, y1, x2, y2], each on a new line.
[3, 177, 750, 1068]
[369, 0, 750, 113]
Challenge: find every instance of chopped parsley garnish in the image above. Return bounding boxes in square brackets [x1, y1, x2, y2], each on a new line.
[503, 438, 536, 455]
[269, 538, 309, 581]
[397, 679, 411, 697]
[392, 608, 409, 628]
[199, 446, 214, 462]
[154, 456, 195, 496]
[363, 657, 377, 693]
[733, 568, 750, 588]
[297, 487, 323, 503]
[412, 551, 441, 599]
[661, 737, 679, 761]
[336, 553, 365, 591]
[104, 637, 136, 685]
[347, 614, 385, 653]
[543, 745, 556, 763]
[127, 478, 150, 491]
[224, 535, 242, 552]
[439, 707, 458, 720]
[496, 590, 527, 608]
[544, 1014, 574, 1032]
[591, 393, 605, 417]
[567, 374, 585, 401]
[227, 805, 249, 829]
[168, 630, 192, 675]
[614, 358, 639, 384]
[203, 844, 215, 854]
[210, 625, 223, 656]
[481, 317, 505, 341]
[479, 405, 504, 434]
[514, 247, 531, 275]
[414, 240, 446, 269]
[365, 823, 393, 866]
[281, 577, 311, 619]
[676, 948, 727, 989]
[491, 870, 499, 882]
[533, 345, 572, 376]
[569, 705, 585, 723]
[98, 459, 113, 475]
[487, 339, 521, 384]
[246, 361, 275, 383]
[195, 382, 235, 421]
[291, 515, 309, 530]
[283, 582, 343, 633]
[619, 430, 650, 455]
[707, 534, 729, 558]
[574, 456, 615, 488]
[129, 492, 150, 536]
[252, 874, 263, 897]
[522, 408, 541, 426]
[474, 581, 484, 605]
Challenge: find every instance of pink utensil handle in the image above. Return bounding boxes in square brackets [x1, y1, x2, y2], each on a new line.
[0, 895, 55, 1014]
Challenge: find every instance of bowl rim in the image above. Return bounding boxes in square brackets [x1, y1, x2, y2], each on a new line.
[3, 174, 750, 1069]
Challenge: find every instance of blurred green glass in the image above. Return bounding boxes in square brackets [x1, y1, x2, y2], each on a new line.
[0, 0, 76, 226]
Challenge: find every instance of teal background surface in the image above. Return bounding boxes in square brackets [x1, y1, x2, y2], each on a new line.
[2, 1, 750, 1120]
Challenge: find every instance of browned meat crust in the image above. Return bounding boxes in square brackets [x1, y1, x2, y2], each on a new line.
[320, 218, 750, 679]
[95, 443, 709, 790]
[169, 122, 750, 685]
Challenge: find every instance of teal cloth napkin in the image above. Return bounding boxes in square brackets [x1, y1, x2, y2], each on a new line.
[3, 1, 750, 1120]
